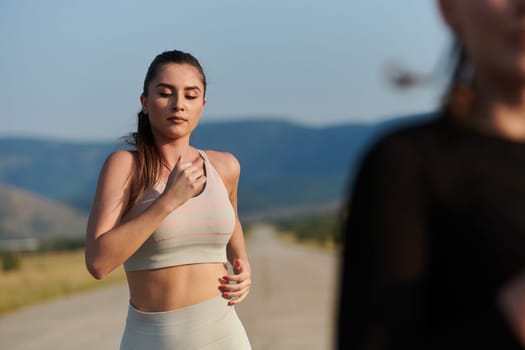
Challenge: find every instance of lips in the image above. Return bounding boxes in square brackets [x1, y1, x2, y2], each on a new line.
[167, 116, 188, 123]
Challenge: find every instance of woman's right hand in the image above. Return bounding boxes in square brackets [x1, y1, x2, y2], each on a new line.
[161, 156, 206, 211]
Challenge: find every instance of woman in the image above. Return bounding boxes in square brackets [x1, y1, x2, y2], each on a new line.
[338, 1, 525, 349]
[85, 50, 252, 349]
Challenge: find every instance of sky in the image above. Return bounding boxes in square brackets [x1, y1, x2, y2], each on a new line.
[0, 0, 450, 141]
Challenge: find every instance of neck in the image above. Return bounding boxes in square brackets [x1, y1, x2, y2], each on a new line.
[468, 74, 525, 142]
[154, 135, 196, 168]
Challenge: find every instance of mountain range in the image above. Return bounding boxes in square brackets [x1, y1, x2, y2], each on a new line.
[0, 112, 435, 240]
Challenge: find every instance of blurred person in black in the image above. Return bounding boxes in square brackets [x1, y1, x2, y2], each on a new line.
[337, 0, 525, 349]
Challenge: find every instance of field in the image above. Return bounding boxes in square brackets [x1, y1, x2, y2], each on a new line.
[0, 249, 126, 315]
[274, 212, 344, 249]
[0, 215, 341, 316]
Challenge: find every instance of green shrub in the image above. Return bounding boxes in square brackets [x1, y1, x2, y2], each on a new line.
[38, 237, 85, 252]
[276, 213, 344, 246]
[1, 251, 22, 272]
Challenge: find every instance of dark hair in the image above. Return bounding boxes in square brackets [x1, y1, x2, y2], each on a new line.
[124, 50, 207, 212]
[440, 40, 475, 120]
[390, 39, 474, 121]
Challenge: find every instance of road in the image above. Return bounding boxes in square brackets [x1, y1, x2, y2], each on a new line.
[0, 223, 341, 350]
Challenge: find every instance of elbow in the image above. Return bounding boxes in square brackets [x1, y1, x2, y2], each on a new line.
[89, 268, 106, 280]
[85, 257, 110, 280]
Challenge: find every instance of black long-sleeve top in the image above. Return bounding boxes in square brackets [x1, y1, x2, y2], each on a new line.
[337, 116, 525, 349]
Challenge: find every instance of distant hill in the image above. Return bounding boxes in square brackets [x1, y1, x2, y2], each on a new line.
[0, 113, 435, 222]
[0, 138, 116, 211]
[0, 183, 87, 240]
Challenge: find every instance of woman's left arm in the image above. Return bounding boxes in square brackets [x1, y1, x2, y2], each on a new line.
[209, 151, 252, 305]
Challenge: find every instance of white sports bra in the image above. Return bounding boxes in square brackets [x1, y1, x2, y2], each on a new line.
[123, 150, 236, 271]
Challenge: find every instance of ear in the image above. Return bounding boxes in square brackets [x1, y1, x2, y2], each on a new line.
[202, 98, 207, 108]
[140, 94, 148, 114]
[437, 0, 459, 34]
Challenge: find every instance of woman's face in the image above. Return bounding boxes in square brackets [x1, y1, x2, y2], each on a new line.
[141, 63, 206, 142]
[439, 0, 525, 84]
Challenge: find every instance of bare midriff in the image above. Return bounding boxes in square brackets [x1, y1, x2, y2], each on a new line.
[126, 262, 228, 312]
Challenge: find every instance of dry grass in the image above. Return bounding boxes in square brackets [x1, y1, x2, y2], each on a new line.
[0, 249, 126, 315]
[276, 230, 340, 253]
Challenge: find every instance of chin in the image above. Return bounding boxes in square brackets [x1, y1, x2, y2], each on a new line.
[489, 58, 525, 86]
[170, 132, 191, 140]
[156, 130, 190, 142]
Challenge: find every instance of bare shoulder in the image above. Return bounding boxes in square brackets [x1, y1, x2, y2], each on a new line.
[104, 149, 136, 172]
[205, 150, 240, 187]
[99, 150, 137, 186]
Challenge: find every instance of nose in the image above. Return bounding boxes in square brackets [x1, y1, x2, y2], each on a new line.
[171, 94, 184, 111]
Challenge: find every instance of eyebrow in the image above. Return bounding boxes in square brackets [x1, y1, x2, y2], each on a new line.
[155, 83, 201, 92]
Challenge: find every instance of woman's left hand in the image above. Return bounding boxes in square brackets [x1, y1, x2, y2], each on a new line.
[218, 258, 251, 305]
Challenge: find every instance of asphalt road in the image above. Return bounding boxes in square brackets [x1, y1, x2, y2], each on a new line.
[0, 223, 341, 350]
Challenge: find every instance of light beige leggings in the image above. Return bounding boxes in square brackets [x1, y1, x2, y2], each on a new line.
[119, 295, 251, 350]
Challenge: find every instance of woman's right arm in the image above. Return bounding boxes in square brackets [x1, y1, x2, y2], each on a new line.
[85, 151, 172, 279]
[85, 151, 204, 279]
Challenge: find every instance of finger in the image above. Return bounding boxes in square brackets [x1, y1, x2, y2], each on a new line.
[218, 273, 247, 286]
[224, 273, 244, 283]
[181, 162, 204, 177]
[219, 278, 250, 293]
[191, 176, 206, 188]
[188, 161, 205, 176]
[229, 292, 249, 306]
[192, 157, 204, 169]
[221, 291, 234, 299]
[223, 284, 249, 297]
[188, 169, 205, 182]
[218, 282, 236, 293]
[222, 286, 249, 300]
[237, 280, 252, 292]
[173, 155, 190, 170]
[175, 161, 193, 172]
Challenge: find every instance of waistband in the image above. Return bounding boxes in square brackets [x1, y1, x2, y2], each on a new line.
[127, 295, 231, 327]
